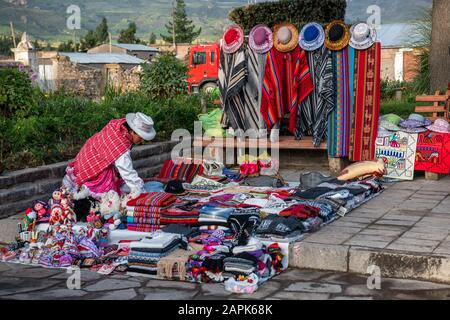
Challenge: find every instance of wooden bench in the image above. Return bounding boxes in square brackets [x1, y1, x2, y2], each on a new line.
[415, 90, 450, 180]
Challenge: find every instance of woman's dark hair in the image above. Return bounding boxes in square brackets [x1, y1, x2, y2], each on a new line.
[123, 122, 133, 133]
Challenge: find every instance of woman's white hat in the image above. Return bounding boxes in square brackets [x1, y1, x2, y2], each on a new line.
[126, 112, 156, 141]
[349, 22, 377, 50]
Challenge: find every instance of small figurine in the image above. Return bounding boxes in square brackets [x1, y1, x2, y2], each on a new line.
[33, 200, 49, 220]
[98, 228, 109, 248]
[61, 198, 77, 225]
[22, 208, 37, 231]
[49, 204, 64, 225]
[49, 189, 64, 208]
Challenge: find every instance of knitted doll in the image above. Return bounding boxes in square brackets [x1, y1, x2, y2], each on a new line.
[33, 200, 49, 220]
[49, 189, 64, 208]
[61, 198, 77, 225]
[100, 191, 122, 231]
[49, 205, 64, 225]
[22, 208, 37, 231]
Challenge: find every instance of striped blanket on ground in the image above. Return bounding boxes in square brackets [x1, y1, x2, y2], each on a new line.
[127, 192, 177, 207]
[157, 159, 203, 183]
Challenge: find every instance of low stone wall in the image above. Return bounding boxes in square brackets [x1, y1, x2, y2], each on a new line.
[0, 141, 177, 219]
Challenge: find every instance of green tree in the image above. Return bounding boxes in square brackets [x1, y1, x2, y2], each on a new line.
[140, 53, 188, 99]
[118, 22, 141, 44]
[95, 17, 109, 44]
[161, 0, 202, 44]
[149, 32, 157, 45]
[0, 35, 14, 56]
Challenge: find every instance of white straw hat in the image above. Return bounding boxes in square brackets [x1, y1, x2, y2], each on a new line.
[126, 112, 156, 141]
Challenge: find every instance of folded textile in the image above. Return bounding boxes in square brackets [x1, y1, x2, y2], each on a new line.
[228, 208, 261, 246]
[162, 225, 200, 237]
[256, 214, 303, 237]
[279, 204, 320, 220]
[162, 208, 199, 217]
[126, 206, 168, 214]
[127, 192, 177, 207]
[127, 224, 161, 232]
[127, 216, 160, 224]
[199, 205, 235, 218]
[232, 237, 263, 254]
[160, 217, 198, 225]
[130, 232, 180, 249]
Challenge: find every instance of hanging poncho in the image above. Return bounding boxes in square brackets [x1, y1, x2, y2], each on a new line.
[261, 46, 313, 134]
[296, 46, 334, 147]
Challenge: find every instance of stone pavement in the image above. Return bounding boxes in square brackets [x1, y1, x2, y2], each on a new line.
[291, 175, 450, 284]
[0, 262, 449, 300]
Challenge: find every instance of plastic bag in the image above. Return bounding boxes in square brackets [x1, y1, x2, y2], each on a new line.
[198, 108, 225, 137]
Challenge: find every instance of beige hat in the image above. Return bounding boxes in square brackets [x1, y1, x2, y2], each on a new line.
[273, 22, 299, 53]
[126, 112, 156, 141]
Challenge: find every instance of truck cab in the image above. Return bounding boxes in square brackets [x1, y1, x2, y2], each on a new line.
[188, 43, 220, 93]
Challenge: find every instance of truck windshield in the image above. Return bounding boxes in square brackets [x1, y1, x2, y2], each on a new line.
[193, 52, 206, 65]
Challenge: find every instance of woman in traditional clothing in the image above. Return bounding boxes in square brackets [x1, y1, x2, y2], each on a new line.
[63, 112, 156, 199]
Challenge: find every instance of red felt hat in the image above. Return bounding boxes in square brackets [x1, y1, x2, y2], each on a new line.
[222, 25, 244, 54]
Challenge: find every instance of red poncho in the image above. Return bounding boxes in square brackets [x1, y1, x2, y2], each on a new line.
[71, 119, 132, 186]
[261, 46, 313, 133]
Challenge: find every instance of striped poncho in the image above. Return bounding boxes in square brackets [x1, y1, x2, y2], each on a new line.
[261, 46, 313, 134]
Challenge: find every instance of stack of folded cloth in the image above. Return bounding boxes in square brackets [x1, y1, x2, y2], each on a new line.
[127, 232, 182, 276]
[126, 192, 177, 232]
[223, 252, 259, 276]
[198, 205, 235, 228]
[160, 201, 201, 225]
[227, 207, 261, 246]
[255, 214, 305, 239]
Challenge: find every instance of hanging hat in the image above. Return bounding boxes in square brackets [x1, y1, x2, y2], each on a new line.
[379, 114, 403, 131]
[249, 24, 273, 54]
[349, 22, 377, 50]
[222, 25, 245, 54]
[324, 20, 350, 51]
[400, 114, 432, 129]
[126, 112, 156, 141]
[299, 22, 325, 51]
[273, 22, 299, 53]
[426, 118, 450, 134]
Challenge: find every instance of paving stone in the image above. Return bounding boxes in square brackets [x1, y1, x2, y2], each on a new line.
[386, 243, 436, 253]
[0, 262, 13, 272]
[358, 228, 404, 237]
[394, 293, 428, 300]
[272, 291, 330, 300]
[84, 279, 141, 292]
[2, 266, 64, 278]
[394, 237, 441, 248]
[384, 278, 450, 291]
[200, 283, 232, 297]
[0, 277, 62, 296]
[303, 232, 354, 245]
[345, 240, 391, 249]
[146, 279, 197, 290]
[331, 296, 374, 300]
[330, 221, 369, 229]
[340, 217, 377, 224]
[374, 219, 417, 227]
[143, 288, 198, 300]
[271, 269, 333, 282]
[285, 282, 342, 294]
[110, 274, 131, 280]
[345, 234, 396, 245]
[319, 273, 368, 286]
[51, 269, 106, 282]
[3, 288, 88, 300]
[344, 284, 383, 296]
[400, 231, 448, 242]
[94, 288, 137, 300]
[382, 214, 423, 222]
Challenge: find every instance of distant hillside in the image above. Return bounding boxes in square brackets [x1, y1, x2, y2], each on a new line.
[0, 0, 432, 43]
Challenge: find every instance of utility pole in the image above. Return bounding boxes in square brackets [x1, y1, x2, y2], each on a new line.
[109, 32, 112, 52]
[10, 21, 17, 47]
[172, 1, 177, 53]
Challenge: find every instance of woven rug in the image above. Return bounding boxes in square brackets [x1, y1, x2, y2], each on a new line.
[415, 131, 450, 174]
[375, 131, 418, 181]
[349, 42, 381, 161]
[328, 47, 351, 157]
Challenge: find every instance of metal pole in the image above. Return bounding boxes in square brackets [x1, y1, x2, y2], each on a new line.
[10, 22, 16, 47]
[109, 32, 112, 52]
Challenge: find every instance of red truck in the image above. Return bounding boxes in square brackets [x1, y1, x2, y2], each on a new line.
[187, 43, 220, 93]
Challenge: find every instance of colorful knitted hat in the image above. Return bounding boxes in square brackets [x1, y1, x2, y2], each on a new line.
[325, 20, 350, 51]
[299, 22, 325, 51]
[249, 24, 273, 54]
[222, 25, 245, 54]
